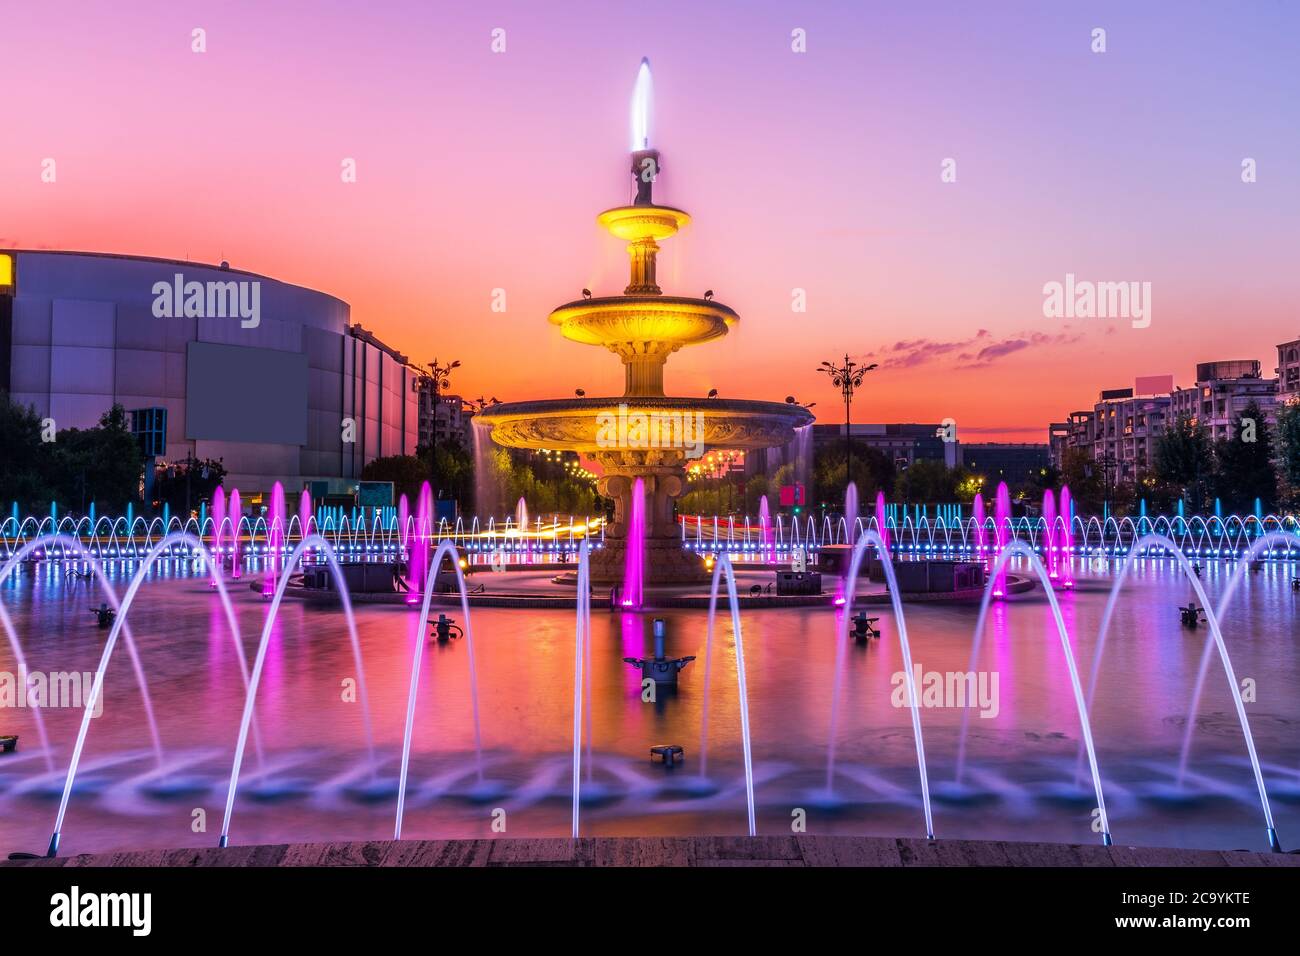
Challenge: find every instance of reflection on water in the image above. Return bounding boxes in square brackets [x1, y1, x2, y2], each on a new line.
[1, 557, 1298, 857]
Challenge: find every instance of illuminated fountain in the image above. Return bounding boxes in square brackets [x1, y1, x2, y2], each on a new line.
[476, 59, 814, 586]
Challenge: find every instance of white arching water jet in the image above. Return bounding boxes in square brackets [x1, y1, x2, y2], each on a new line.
[571, 538, 590, 837]
[392, 539, 488, 841]
[1076, 532, 1280, 851]
[0, 533, 164, 775]
[41, 531, 262, 857]
[823, 530, 934, 840]
[217, 534, 377, 848]
[1177, 531, 1300, 794]
[950, 541, 1110, 845]
[697, 553, 756, 836]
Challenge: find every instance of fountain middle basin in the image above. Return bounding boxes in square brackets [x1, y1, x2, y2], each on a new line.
[480, 395, 811, 587]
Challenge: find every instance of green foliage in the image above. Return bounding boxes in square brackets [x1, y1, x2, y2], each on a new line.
[152, 457, 227, 516]
[1058, 448, 1104, 514]
[813, 439, 894, 510]
[360, 454, 432, 505]
[1212, 400, 1275, 512]
[0, 393, 56, 511]
[1274, 400, 1300, 506]
[0, 395, 144, 514]
[1154, 414, 1214, 512]
[477, 447, 602, 517]
[50, 405, 146, 514]
[895, 458, 957, 504]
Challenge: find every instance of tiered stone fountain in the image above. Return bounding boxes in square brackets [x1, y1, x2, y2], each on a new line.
[478, 62, 813, 586]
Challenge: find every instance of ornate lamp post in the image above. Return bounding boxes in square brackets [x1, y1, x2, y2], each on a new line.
[1097, 453, 1118, 518]
[419, 358, 460, 493]
[817, 354, 877, 486]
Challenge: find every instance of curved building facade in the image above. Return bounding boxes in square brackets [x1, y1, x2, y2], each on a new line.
[0, 250, 416, 495]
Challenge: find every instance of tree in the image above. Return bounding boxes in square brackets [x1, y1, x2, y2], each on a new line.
[953, 467, 984, 504]
[744, 475, 771, 514]
[0, 392, 57, 512]
[1274, 400, 1300, 507]
[1213, 400, 1276, 513]
[1058, 448, 1103, 514]
[361, 454, 431, 505]
[49, 404, 143, 514]
[894, 458, 957, 504]
[1154, 414, 1214, 513]
[415, 438, 474, 505]
[1018, 463, 1060, 501]
[152, 457, 228, 516]
[813, 440, 894, 511]
[473, 447, 602, 517]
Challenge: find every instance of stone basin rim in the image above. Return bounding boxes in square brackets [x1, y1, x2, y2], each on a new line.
[477, 395, 816, 420]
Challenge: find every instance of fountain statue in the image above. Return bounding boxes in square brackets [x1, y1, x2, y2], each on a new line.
[477, 60, 814, 585]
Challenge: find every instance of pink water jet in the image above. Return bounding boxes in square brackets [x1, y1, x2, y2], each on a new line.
[875, 490, 890, 557]
[834, 482, 859, 605]
[1059, 485, 1075, 588]
[262, 481, 285, 597]
[993, 481, 1010, 598]
[973, 493, 987, 570]
[299, 488, 313, 543]
[621, 478, 646, 609]
[229, 489, 242, 580]
[758, 494, 775, 564]
[1043, 489, 1058, 580]
[408, 482, 432, 604]
[210, 486, 226, 590]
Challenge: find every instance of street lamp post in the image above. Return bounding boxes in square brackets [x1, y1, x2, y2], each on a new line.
[1098, 453, 1118, 518]
[420, 359, 460, 495]
[817, 354, 877, 487]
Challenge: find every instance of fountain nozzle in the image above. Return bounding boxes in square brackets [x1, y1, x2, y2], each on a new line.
[624, 618, 694, 684]
[631, 148, 659, 206]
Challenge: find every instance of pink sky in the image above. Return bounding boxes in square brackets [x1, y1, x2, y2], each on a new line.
[3, 1, 1298, 439]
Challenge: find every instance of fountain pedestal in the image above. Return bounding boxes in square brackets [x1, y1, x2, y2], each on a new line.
[590, 454, 704, 586]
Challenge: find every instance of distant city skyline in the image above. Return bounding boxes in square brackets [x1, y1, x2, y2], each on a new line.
[3, 0, 1297, 439]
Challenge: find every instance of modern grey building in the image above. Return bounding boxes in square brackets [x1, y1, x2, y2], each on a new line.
[961, 443, 1051, 486]
[0, 249, 416, 495]
[811, 422, 960, 469]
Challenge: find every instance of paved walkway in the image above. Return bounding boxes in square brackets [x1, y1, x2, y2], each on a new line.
[7, 835, 1296, 867]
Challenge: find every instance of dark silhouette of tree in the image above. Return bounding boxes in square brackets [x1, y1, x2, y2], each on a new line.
[1274, 400, 1300, 508]
[1213, 400, 1276, 512]
[361, 454, 434, 505]
[0, 392, 57, 512]
[895, 458, 957, 504]
[813, 440, 894, 511]
[1154, 414, 1213, 513]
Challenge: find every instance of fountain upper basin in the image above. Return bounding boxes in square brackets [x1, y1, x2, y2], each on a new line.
[477, 396, 814, 453]
[549, 296, 737, 352]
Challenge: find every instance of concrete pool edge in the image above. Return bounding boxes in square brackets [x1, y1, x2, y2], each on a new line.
[5, 835, 1297, 867]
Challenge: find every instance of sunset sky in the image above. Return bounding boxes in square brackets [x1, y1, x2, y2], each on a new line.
[3, 0, 1298, 439]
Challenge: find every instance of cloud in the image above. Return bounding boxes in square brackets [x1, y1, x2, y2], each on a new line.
[866, 327, 1082, 371]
